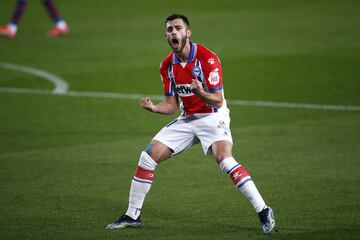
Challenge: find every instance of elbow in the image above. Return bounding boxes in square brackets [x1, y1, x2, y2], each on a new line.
[170, 105, 179, 114]
[165, 105, 178, 115]
[213, 99, 223, 109]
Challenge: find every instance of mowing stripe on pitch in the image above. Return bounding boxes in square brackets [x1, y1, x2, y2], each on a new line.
[0, 87, 359, 112]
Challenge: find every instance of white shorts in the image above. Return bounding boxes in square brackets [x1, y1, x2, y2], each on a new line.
[153, 112, 233, 155]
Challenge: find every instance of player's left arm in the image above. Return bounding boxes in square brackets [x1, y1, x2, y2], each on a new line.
[191, 80, 223, 108]
[191, 51, 224, 108]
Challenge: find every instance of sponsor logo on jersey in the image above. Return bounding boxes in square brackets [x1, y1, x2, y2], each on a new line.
[208, 68, 220, 85]
[175, 84, 194, 96]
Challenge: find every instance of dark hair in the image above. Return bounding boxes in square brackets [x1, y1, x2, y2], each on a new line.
[165, 14, 190, 28]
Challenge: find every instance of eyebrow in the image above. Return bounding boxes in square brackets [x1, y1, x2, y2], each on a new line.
[167, 24, 183, 30]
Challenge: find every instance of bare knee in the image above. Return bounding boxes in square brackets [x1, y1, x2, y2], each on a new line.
[214, 150, 232, 163]
[146, 140, 173, 163]
[212, 140, 233, 163]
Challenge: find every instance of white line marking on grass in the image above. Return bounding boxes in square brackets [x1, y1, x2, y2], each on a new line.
[226, 99, 360, 111]
[0, 87, 359, 112]
[0, 62, 68, 94]
[1, 62, 359, 111]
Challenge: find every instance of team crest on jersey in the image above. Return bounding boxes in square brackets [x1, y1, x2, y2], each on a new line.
[208, 68, 220, 85]
[192, 66, 202, 78]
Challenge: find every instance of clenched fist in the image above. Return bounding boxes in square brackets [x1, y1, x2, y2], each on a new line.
[140, 97, 156, 112]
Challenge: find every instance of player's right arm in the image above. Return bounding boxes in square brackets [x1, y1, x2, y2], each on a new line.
[141, 55, 179, 115]
[140, 95, 178, 115]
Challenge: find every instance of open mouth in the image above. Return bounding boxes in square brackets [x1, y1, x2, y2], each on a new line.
[171, 38, 179, 46]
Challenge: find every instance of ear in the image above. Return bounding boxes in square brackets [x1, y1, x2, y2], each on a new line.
[187, 29, 192, 38]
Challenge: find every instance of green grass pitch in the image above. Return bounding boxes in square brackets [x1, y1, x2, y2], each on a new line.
[1, 0, 360, 239]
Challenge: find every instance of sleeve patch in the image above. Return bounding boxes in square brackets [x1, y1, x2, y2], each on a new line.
[208, 68, 220, 85]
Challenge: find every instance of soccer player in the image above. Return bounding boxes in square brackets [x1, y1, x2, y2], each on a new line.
[106, 14, 276, 234]
[0, 0, 69, 38]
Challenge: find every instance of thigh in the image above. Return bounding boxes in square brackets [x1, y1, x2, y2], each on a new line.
[152, 118, 196, 156]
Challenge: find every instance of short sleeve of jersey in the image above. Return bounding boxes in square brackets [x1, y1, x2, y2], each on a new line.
[200, 48, 223, 93]
[160, 59, 175, 96]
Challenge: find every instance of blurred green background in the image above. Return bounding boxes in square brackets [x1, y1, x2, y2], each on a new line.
[1, 0, 359, 239]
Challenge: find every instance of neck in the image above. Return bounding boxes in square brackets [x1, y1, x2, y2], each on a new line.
[175, 41, 191, 62]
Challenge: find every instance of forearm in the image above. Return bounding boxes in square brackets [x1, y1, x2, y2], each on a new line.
[194, 90, 223, 109]
[191, 79, 223, 108]
[152, 100, 179, 115]
[140, 96, 178, 115]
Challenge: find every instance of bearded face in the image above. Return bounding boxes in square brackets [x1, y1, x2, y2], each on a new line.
[165, 18, 191, 54]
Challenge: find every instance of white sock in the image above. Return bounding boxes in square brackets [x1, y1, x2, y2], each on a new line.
[220, 157, 267, 213]
[55, 20, 67, 30]
[238, 180, 267, 213]
[126, 151, 157, 219]
[7, 23, 17, 34]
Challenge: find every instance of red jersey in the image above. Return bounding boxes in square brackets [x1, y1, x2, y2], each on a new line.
[160, 42, 227, 116]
